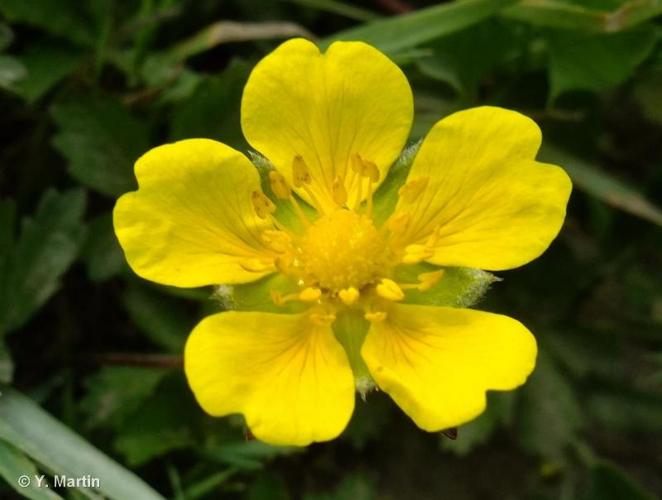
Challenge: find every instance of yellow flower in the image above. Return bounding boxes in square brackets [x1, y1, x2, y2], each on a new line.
[113, 39, 572, 446]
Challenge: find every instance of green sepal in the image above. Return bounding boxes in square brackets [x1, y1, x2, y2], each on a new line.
[372, 140, 421, 226]
[394, 263, 499, 308]
[213, 273, 306, 314]
[332, 309, 375, 397]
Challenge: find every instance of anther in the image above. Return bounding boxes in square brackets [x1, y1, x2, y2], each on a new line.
[239, 258, 274, 273]
[338, 287, 359, 305]
[299, 287, 322, 302]
[261, 230, 292, 253]
[292, 155, 311, 187]
[417, 270, 445, 291]
[402, 244, 434, 264]
[310, 311, 336, 326]
[387, 213, 410, 234]
[270, 289, 286, 306]
[425, 226, 442, 248]
[351, 154, 379, 182]
[399, 177, 429, 204]
[364, 311, 387, 323]
[332, 176, 348, 206]
[376, 278, 405, 301]
[251, 191, 276, 219]
[269, 171, 291, 200]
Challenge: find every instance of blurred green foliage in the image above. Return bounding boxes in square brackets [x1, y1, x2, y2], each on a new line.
[1, 0, 661, 499]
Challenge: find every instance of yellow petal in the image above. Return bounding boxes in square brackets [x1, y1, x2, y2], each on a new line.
[361, 303, 536, 431]
[241, 38, 413, 212]
[392, 107, 572, 271]
[184, 311, 355, 446]
[114, 139, 276, 287]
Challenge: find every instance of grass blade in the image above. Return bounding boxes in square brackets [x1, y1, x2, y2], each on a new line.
[0, 387, 165, 500]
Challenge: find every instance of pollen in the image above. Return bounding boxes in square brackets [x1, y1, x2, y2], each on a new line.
[299, 209, 387, 291]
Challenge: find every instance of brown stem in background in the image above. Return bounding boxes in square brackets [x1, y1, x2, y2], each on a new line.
[94, 353, 183, 368]
[374, 0, 413, 14]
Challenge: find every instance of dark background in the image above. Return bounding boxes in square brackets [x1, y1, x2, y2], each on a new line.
[0, 1, 661, 499]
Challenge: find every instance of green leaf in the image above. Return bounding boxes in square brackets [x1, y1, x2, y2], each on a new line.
[0, 387, 165, 500]
[417, 19, 522, 97]
[246, 473, 291, 500]
[13, 43, 82, 103]
[0, 23, 13, 51]
[304, 473, 375, 500]
[121, 284, 189, 352]
[81, 214, 125, 283]
[170, 61, 251, 150]
[502, 0, 662, 33]
[180, 469, 237, 500]
[546, 27, 657, 99]
[204, 441, 298, 471]
[283, 0, 379, 21]
[113, 377, 194, 466]
[0, 339, 13, 384]
[0, 0, 97, 46]
[0, 189, 86, 333]
[0, 55, 26, 90]
[51, 94, 149, 197]
[541, 144, 662, 226]
[517, 349, 583, 458]
[587, 387, 662, 434]
[633, 70, 662, 125]
[321, 0, 516, 55]
[80, 366, 171, 429]
[0, 439, 62, 500]
[0, 199, 16, 293]
[586, 461, 656, 500]
[342, 394, 392, 450]
[165, 21, 312, 63]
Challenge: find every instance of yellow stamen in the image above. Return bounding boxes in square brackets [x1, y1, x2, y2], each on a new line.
[354, 176, 364, 210]
[364, 311, 387, 323]
[292, 155, 311, 187]
[270, 289, 286, 306]
[332, 176, 348, 206]
[417, 270, 445, 291]
[387, 213, 410, 235]
[425, 226, 442, 248]
[239, 258, 274, 273]
[299, 287, 322, 302]
[363, 159, 380, 183]
[351, 154, 380, 213]
[288, 194, 311, 227]
[366, 176, 376, 216]
[376, 278, 405, 301]
[251, 191, 276, 219]
[310, 311, 336, 326]
[399, 177, 429, 204]
[351, 154, 378, 182]
[268, 170, 291, 200]
[261, 230, 292, 253]
[402, 244, 434, 264]
[292, 155, 324, 213]
[338, 287, 359, 305]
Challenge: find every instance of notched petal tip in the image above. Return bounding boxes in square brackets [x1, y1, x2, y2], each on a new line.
[361, 304, 537, 432]
[184, 311, 355, 446]
[113, 139, 275, 287]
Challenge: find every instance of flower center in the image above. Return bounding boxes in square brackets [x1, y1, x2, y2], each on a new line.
[299, 209, 386, 291]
